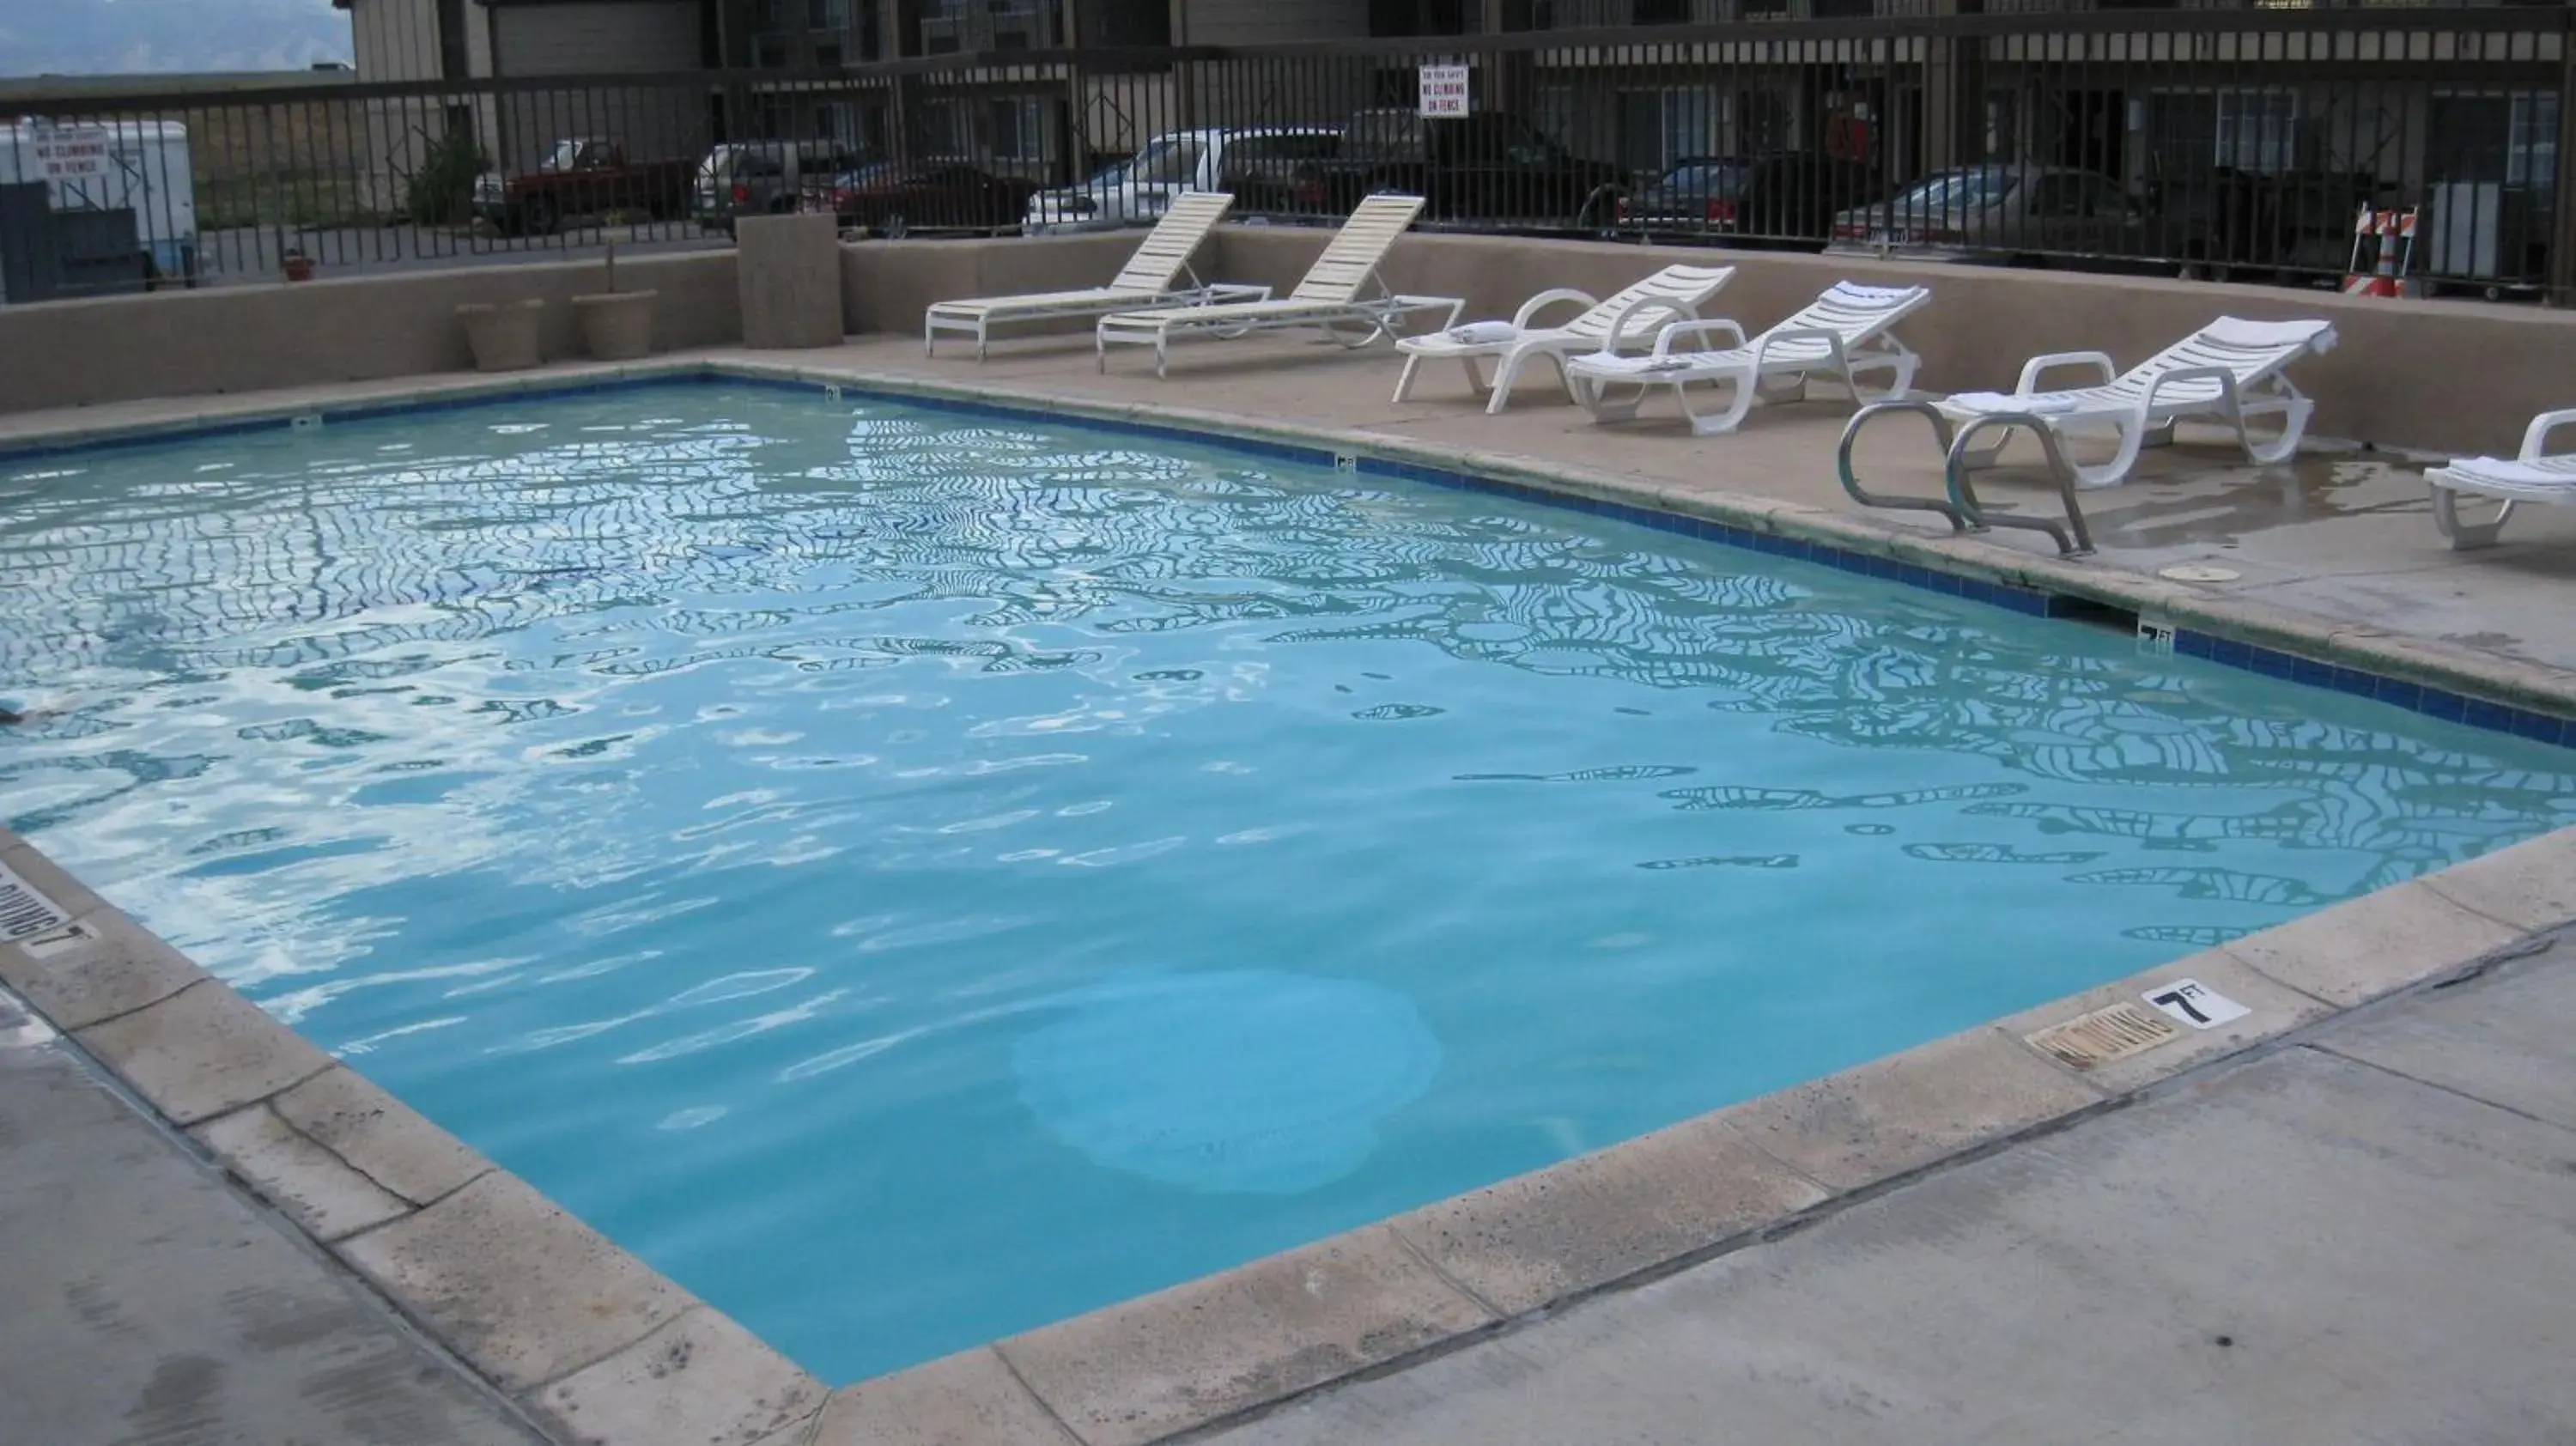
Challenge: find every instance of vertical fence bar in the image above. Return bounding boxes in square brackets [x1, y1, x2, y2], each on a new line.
[2553, 11, 2576, 305]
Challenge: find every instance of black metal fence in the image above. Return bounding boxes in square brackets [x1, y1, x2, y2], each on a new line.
[3, 5, 2569, 302]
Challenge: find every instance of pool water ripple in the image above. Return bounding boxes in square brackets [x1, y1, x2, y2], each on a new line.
[3, 386, 2571, 1382]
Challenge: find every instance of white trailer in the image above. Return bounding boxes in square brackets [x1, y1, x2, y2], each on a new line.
[0, 118, 201, 286]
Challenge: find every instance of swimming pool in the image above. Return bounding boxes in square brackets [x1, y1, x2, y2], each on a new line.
[3, 383, 2569, 1382]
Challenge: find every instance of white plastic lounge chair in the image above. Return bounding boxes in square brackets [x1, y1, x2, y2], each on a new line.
[925, 192, 1258, 359]
[1391, 263, 1735, 414]
[1563, 281, 1930, 437]
[1933, 316, 2337, 489]
[2427, 409, 2576, 550]
[1096, 195, 1461, 378]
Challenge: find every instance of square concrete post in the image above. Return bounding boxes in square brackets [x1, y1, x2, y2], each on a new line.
[734, 214, 845, 350]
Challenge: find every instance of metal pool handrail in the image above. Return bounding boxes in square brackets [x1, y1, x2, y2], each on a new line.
[1837, 399, 2097, 558]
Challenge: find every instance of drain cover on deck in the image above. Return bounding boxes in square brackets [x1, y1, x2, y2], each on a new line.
[0, 860, 70, 945]
[2024, 1001, 2184, 1070]
[2157, 564, 2242, 583]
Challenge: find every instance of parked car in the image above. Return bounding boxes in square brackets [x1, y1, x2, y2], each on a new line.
[693, 141, 860, 236]
[1023, 127, 1340, 235]
[1826, 163, 2146, 264]
[2154, 165, 2392, 279]
[1296, 109, 1626, 228]
[1217, 131, 1343, 216]
[1617, 153, 1878, 251]
[473, 137, 693, 237]
[811, 159, 1039, 236]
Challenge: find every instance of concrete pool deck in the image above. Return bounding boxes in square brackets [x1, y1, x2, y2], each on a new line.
[3, 343, 2573, 1445]
[1203, 926, 2576, 1446]
[0, 996, 548, 1446]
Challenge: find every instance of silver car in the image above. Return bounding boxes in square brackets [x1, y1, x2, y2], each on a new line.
[694, 141, 859, 236]
[1827, 163, 2147, 264]
[1022, 127, 1340, 236]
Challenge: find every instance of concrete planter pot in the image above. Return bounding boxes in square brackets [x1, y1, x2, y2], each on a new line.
[456, 299, 544, 373]
[570, 290, 656, 361]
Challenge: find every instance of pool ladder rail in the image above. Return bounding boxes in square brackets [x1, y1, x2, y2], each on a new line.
[1836, 399, 2096, 558]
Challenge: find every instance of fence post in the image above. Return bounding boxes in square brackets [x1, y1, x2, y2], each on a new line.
[2553, 15, 2576, 307]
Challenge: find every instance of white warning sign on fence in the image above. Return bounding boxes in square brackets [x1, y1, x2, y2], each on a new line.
[2142, 978, 2251, 1031]
[1418, 63, 1472, 118]
[33, 126, 112, 179]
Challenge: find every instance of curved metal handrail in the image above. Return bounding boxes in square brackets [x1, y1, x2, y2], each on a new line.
[1837, 399, 1968, 533]
[1943, 413, 2096, 557]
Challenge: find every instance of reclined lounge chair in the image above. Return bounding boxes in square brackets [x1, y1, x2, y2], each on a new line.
[1391, 263, 1735, 413]
[2427, 409, 2576, 550]
[924, 191, 1255, 359]
[1933, 316, 2337, 489]
[1096, 195, 1460, 378]
[1562, 281, 1930, 436]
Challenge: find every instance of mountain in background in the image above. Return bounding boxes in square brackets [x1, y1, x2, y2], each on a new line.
[0, 0, 351, 76]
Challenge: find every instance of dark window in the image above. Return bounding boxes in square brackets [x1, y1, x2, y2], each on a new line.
[1808, 0, 1874, 15]
[1633, 0, 1690, 24]
[1370, 0, 1472, 36]
[1081, 0, 1170, 46]
[816, 41, 844, 65]
[436, 0, 470, 80]
[756, 38, 790, 66]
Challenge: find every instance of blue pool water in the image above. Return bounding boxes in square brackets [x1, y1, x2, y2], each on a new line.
[3, 385, 2571, 1382]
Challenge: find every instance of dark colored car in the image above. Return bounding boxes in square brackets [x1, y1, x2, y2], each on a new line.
[1297, 109, 1626, 228]
[1618, 154, 1880, 250]
[814, 160, 1040, 237]
[473, 138, 694, 237]
[1216, 131, 1345, 216]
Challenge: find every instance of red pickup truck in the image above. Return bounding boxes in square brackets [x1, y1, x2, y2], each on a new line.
[472, 138, 695, 236]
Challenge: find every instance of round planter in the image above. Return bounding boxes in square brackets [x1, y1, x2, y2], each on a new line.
[571, 289, 657, 361]
[456, 299, 544, 373]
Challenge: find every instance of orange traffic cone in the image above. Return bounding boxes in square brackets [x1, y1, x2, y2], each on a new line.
[2343, 208, 2415, 297]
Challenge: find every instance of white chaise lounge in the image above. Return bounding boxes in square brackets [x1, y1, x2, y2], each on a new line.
[1390, 263, 1735, 413]
[1096, 195, 1460, 378]
[924, 191, 1253, 359]
[1934, 316, 2337, 489]
[1563, 281, 1930, 436]
[2427, 409, 2576, 550]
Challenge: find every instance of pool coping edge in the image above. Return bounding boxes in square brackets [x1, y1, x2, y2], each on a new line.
[9, 821, 2571, 1446]
[4, 352, 2571, 731]
[3, 362, 2574, 1445]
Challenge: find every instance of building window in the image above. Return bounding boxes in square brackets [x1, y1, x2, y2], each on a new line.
[1369, 0, 1472, 36]
[990, 98, 1048, 163]
[1633, 0, 1691, 23]
[816, 41, 844, 65]
[816, 100, 859, 149]
[436, 0, 471, 80]
[809, 0, 851, 27]
[756, 37, 790, 66]
[2215, 89, 2296, 174]
[1080, 0, 1167, 46]
[2510, 90, 2559, 193]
